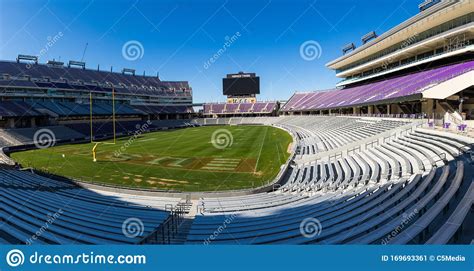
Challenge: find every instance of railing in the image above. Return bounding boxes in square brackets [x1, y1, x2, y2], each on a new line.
[196, 202, 206, 215]
[431, 153, 447, 167]
[347, 146, 361, 155]
[139, 204, 186, 244]
[366, 139, 379, 149]
[458, 143, 474, 156]
[335, 113, 428, 120]
[325, 173, 366, 191]
[329, 152, 342, 161]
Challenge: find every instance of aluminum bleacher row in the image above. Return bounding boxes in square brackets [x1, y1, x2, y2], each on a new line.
[281, 60, 474, 112]
[203, 102, 277, 115]
[280, 129, 464, 194]
[0, 101, 43, 117]
[0, 168, 181, 244]
[0, 116, 472, 245]
[28, 101, 140, 116]
[6, 126, 85, 144]
[0, 100, 192, 118]
[269, 116, 411, 155]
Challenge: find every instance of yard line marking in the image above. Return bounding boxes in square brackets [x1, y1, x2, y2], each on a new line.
[207, 163, 238, 167]
[213, 158, 240, 161]
[211, 160, 240, 162]
[202, 167, 235, 171]
[254, 126, 268, 174]
[208, 161, 240, 164]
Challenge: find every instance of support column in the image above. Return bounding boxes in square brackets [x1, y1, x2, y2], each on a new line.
[422, 99, 434, 116]
[7, 118, 15, 129]
[373, 106, 380, 114]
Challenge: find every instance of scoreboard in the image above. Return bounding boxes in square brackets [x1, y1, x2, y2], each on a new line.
[223, 72, 260, 96]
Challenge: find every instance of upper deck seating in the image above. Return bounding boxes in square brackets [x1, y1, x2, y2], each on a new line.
[281, 61, 474, 112]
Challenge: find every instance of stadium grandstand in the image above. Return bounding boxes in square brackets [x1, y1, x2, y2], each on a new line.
[0, 55, 194, 130]
[281, 0, 474, 129]
[0, 0, 472, 247]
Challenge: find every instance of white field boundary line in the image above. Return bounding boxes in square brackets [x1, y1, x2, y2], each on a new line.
[276, 142, 282, 164]
[254, 126, 269, 174]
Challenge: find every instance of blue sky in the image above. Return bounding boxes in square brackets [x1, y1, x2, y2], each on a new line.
[0, 0, 419, 103]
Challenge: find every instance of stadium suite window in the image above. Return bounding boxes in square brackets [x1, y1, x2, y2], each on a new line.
[342, 36, 472, 78]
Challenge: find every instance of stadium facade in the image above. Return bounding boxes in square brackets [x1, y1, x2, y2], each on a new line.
[281, 0, 474, 125]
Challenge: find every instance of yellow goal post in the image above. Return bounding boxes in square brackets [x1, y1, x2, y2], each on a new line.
[90, 88, 117, 162]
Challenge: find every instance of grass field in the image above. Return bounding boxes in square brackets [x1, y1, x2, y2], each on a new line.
[11, 125, 293, 192]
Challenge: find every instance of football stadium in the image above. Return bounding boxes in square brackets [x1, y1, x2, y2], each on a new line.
[0, 0, 473, 270]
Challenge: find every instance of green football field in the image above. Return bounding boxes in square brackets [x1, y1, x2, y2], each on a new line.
[11, 125, 293, 192]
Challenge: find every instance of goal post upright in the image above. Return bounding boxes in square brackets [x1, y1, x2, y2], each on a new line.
[90, 89, 117, 162]
[89, 91, 93, 143]
[92, 142, 99, 162]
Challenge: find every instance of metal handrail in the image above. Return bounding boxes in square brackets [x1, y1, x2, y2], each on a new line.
[139, 203, 186, 244]
[458, 143, 474, 156]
